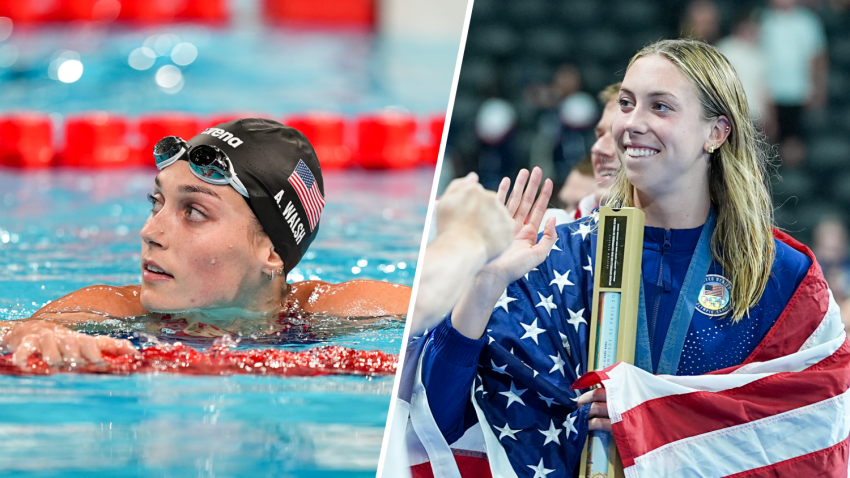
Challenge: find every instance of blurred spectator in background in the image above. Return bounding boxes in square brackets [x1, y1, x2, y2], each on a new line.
[813, 218, 850, 330]
[813, 217, 850, 286]
[551, 88, 598, 186]
[716, 9, 777, 137]
[557, 157, 595, 219]
[539, 82, 621, 232]
[473, 97, 518, 191]
[525, 63, 582, 110]
[526, 64, 597, 188]
[761, 0, 828, 168]
[681, 0, 721, 44]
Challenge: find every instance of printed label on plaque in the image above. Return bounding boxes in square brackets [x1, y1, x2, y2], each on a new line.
[600, 216, 627, 288]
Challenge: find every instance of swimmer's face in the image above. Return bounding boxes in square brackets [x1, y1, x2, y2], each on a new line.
[139, 161, 281, 313]
[613, 55, 720, 198]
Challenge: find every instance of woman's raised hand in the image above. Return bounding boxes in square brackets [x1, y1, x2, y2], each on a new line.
[480, 167, 558, 286]
[1, 320, 138, 369]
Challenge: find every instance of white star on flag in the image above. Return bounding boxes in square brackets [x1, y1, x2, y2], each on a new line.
[527, 457, 555, 478]
[537, 393, 556, 408]
[559, 331, 571, 356]
[494, 289, 517, 313]
[538, 420, 562, 445]
[547, 241, 562, 257]
[575, 363, 581, 377]
[583, 255, 593, 276]
[591, 210, 599, 223]
[548, 352, 566, 376]
[572, 222, 592, 240]
[476, 375, 488, 395]
[524, 267, 539, 281]
[491, 360, 509, 375]
[495, 422, 521, 441]
[520, 318, 546, 344]
[549, 269, 574, 293]
[535, 292, 557, 317]
[567, 307, 586, 332]
[499, 381, 527, 408]
[563, 414, 578, 438]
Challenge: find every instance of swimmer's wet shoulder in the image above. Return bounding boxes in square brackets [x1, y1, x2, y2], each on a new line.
[28, 285, 148, 324]
[289, 280, 411, 317]
[29, 280, 411, 324]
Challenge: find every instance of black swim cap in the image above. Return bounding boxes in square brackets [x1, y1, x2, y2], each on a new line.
[186, 118, 325, 276]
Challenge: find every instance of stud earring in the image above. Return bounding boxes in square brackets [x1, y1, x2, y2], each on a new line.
[707, 145, 715, 154]
[267, 267, 284, 281]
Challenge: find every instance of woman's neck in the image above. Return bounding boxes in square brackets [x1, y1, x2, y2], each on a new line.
[634, 182, 711, 230]
[172, 280, 291, 326]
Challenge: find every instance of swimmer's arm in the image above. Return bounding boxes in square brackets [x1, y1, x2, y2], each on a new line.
[27, 285, 149, 325]
[289, 280, 411, 317]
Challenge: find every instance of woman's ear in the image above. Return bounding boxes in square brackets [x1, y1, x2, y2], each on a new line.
[706, 115, 732, 151]
[262, 245, 284, 272]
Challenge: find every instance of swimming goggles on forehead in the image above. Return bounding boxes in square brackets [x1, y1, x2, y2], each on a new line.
[153, 136, 249, 198]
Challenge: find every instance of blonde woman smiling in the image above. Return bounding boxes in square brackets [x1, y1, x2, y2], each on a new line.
[413, 39, 837, 476]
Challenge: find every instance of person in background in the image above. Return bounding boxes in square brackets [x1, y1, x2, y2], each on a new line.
[761, 0, 828, 168]
[813, 217, 850, 330]
[556, 158, 595, 220]
[540, 82, 622, 231]
[716, 8, 777, 137]
[680, 0, 721, 44]
[473, 98, 519, 191]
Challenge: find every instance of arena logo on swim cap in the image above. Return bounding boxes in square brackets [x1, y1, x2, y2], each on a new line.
[200, 128, 243, 148]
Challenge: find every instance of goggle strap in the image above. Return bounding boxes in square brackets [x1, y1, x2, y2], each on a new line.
[229, 174, 250, 197]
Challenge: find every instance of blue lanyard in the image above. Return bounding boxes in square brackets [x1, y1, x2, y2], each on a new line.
[635, 209, 716, 375]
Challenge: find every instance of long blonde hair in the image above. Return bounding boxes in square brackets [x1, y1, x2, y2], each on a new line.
[604, 38, 775, 322]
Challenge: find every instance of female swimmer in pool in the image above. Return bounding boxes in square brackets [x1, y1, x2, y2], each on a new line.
[1, 118, 410, 368]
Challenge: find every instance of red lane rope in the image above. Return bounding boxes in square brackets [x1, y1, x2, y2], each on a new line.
[0, 342, 398, 377]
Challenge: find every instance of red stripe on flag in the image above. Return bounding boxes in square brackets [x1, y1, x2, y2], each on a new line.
[613, 338, 850, 466]
[410, 454, 492, 478]
[725, 435, 849, 478]
[288, 177, 314, 228]
[571, 365, 615, 390]
[289, 175, 323, 230]
[740, 230, 829, 365]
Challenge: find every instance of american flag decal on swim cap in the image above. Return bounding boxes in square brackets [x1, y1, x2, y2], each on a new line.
[288, 159, 324, 231]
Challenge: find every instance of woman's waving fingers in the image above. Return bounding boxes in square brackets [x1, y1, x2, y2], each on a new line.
[504, 169, 530, 216]
[514, 167, 543, 224]
[525, 178, 554, 232]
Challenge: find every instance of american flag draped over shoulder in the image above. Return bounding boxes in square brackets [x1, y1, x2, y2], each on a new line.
[427, 224, 849, 478]
[572, 230, 850, 478]
[287, 159, 324, 231]
[472, 216, 599, 477]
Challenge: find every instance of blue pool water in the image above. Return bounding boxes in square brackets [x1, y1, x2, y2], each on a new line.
[0, 167, 431, 476]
